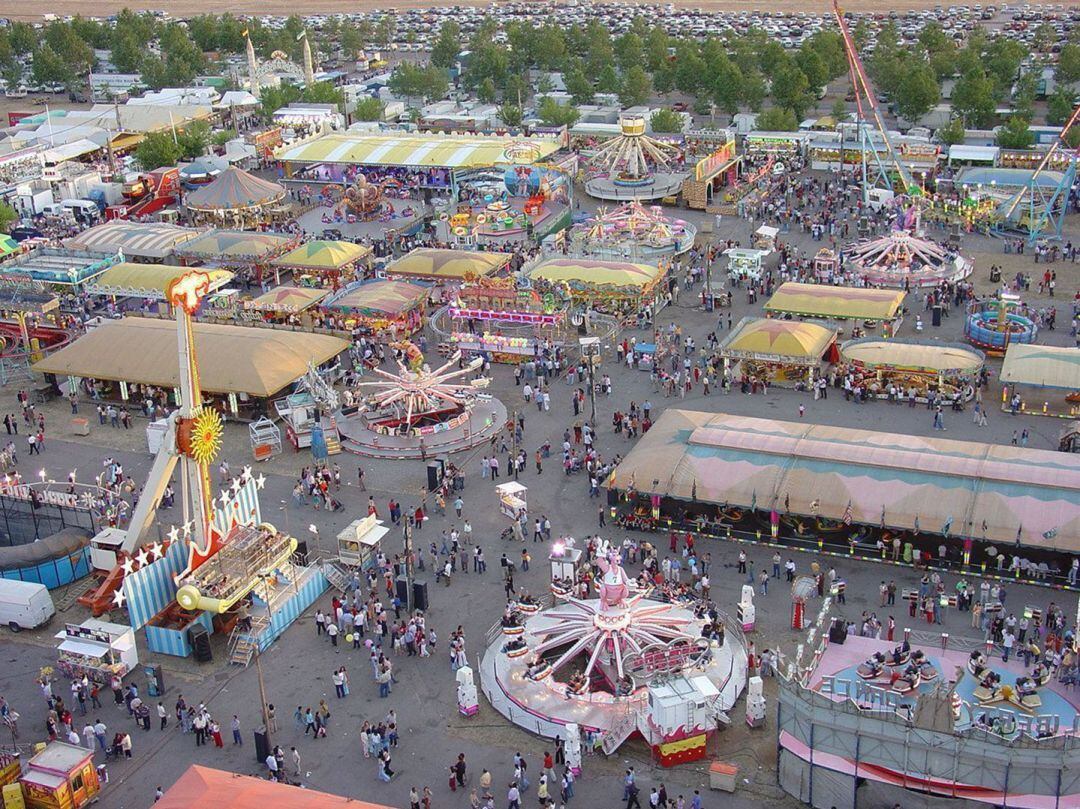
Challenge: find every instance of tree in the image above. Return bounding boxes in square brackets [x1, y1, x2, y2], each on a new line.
[649, 108, 683, 133]
[497, 103, 523, 127]
[430, 21, 461, 70]
[110, 32, 144, 73]
[830, 98, 847, 120]
[595, 64, 620, 95]
[302, 81, 345, 109]
[8, 22, 37, 55]
[135, 131, 183, 171]
[1047, 87, 1077, 126]
[1057, 43, 1080, 85]
[895, 63, 940, 122]
[805, 30, 847, 79]
[918, 23, 952, 56]
[985, 38, 1026, 98]
[771, 61, 812, 119]
[389, 62, 448, 103]
[996, 115, 1034, 149]
[619, 65, 651, 108]
[340, 25, 366, 61]
[535, 25, 567, 71]
[259, 84, 301, 121]
[710, 57, 744, 116]
[536, 96, 579, 127]
[952, 69, 996, 128]
[1012, 70, 1038, 122]
[756, 107, 798, 131]
[477, 77, 497, 104]
[0, 202, 17, 233]
[740, 69, 767, 112]
[673, 50, 706, 96]
[176, 121, 210, 160]
[502, 73, 528, 106]
[1032, 22, 1056, 53]
[564, 65, 594, 105]
[535, 74, 554, 97]
[652, 63, 675, 96]
[211, 128, 237, 147]
[31, 45, 73, 88]
[937, 116, 966, 146]
[795, 45, 829, 93]
[353, 97, 385, 122]
[614, 31, 643, 75]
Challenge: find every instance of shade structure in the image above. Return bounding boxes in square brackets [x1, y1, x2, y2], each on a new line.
[1000, 344, 1080, 390]
[527, 258, 664, 297]
[64, 221, 201, 260]
[173, 230, 298, 263]
[33, 317, 347, 398]
[2, 248, 118, 286]
[185, 167, 286, 212]
[245, 285, 328, 313]
[385, 248, 510, 281]
[324, 279, 429, 317]
[764, 282, 906, 322]
[86, 263, 233, 300]
[156, 766, 394, 809]
[607, 410, 1080, 551]
[841, 339, 985, 375]
[270, 240, 372, 272]
[0, 235, 19, 257]
[275, 132, 562, 169]
[719, 317, 836, 363]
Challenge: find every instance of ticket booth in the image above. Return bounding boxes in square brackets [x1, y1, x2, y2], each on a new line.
[495, 482, 527, 520]
[336, 514, 390, 570]
[19, 743, 100, 809]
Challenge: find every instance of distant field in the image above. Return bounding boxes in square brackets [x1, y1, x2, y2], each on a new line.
[0, 0, 968, 20]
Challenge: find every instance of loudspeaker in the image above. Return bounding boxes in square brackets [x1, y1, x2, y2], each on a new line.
[427, 460, 445, 492]
[413, 580, 429, 611]
[189, 625, 212, 662]
[253, 729, 270, 764]
[396, 575, 409, 605]
[829, 618, 848, 645]
[932, 305, 942, 327]
[293, 540, 308, 566]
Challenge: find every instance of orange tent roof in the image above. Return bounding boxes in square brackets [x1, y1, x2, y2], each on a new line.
[157, 766, 394, 809]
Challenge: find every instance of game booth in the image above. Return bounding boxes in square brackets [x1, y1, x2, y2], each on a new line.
[86, 264, 234, 309]
[718, 317, 838, 389]
[764, 282, 907, 338]
[269, 239, 373, 290]
[173, 229, 300, 285]
[54, 619, 138, 684]
[322, 279, 429, 339]
[1000, 343, 1080, 419]
[382, 248, 511, 296]
[335, 514, 389, 571]
[839, 338, 985, 404]
[527, 257, 669, 325]
[725, 248, 771, 284]
[241, 286, 330, 324]
[1, 743, 101, 809]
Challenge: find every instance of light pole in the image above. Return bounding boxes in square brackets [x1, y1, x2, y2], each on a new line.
[579, 336, 600, 432]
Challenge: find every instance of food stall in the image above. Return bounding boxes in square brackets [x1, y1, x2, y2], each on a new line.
[336, 514, 390, 570]
[718, 317, 837, 388]
[724, 248, 769, 283]
[813, 248, 840, 283]
[242, 286, 330, 324]
[496, 481, 528, 520]
[18, 743, 100, 809]
[269, 240, 373, 290]
[527, 257, 669, 322]
[840, 338, 984, 402]
[763, 282, 907, 338]
[752, 225, 778, 252]
[54, 619, 138, 684]
[322, 279, 429, 339]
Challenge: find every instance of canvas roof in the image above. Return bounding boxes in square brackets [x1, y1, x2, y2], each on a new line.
[245, 286, 329, 313]
[173, 230, 296, 262]
[607, 410, 1080, 551]
[324, 280, 429, 317]
[275, 132, 562, 169]
[1, 248, 117, 286]
[528, 258, 664, 291]
[719, 317, 836, 362]
[156, 766, 393, 809]
[86, 263, 233, 300]
[1000, 344, 1080, 390]
[841, 339, 985, 374]
[33, 317, 346, 398]
[270, 240, 372, 271]
[386, 248, 510, 281]
[185, 167, 286, 211]
[764, 282, 906, 321]
[64, 221, 201, 260]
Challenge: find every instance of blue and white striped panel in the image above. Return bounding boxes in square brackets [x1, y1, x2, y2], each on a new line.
[257, 569, 327, 651]
[211, 477, 263, 535]
[145, 610, 213, 657]
[124, 540, 188, 630]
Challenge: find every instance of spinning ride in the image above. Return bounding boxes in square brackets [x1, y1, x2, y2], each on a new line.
[336, 343, 506, 458]
[844, 231, 972, 289]
[479, 546, 747, 743]
[585, 116, 686, 201]
[964, 294, 1038, 354]
[338, 174, 385, 218]
[568, 201, 696, 261]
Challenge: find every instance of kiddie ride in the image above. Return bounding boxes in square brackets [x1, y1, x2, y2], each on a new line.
[320, 175, 411, 225]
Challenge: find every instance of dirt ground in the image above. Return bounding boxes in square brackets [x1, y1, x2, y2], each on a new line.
[0, 0, 984, 20]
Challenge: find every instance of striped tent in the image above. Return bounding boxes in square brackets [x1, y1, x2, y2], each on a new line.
[65, 221, 201, 260]
[385, 248, 510, 281]
[185, 167, 286, 212]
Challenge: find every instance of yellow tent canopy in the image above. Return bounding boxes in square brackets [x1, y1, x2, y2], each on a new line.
[33, 317, 347, 398]
[275, 132, 562, 169]
[841, 339, 985, 374]
[174, 230, 298, 262]
[1000, 344, 1080, 390]
[528, 258, 664, 294]
[719, 317, 836, 362]
[270, 240, 372, 271]
[764, 282, 905, 322]
[385, 249, 511, 281]
[86, 263, 234, 300]
[245, 286, 329, 313]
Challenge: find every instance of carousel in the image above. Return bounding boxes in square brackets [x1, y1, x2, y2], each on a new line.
[843, 231, 972, 289]
[184, 167, 288, 228]
[567, 201, 695, 261]
[336, 342, 506, 459]
[479, 545, 747, 743]
[584, 116, 686, 201]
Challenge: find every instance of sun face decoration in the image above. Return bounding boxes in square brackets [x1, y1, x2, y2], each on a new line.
[189, 407, 223, 466]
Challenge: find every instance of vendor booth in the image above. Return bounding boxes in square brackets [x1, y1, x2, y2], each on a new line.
[86, 263, 233, 302]
[496, 481, 528, 520]
[322, 279, 429, 338]
[718, 317, 837, 388]
[725, 248, 769, 283]
[54, 619, 138, 683]
[173, 229, 299, 285]
[336, 514, 389, 570]
[269, 240, 373, 289]
[242, 286, 329, 323]
[527, 257, 668, 322]
[840, 338, 985, 403]
[764, 282, 906, 337]
[752, 225, 778, 252]
[1000, 343, 1080, 418]
[384, 248, 511, 286]
[18, 743, 100, 809]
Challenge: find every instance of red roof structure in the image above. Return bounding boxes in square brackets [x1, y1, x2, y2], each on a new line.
[156, 766, 394, 809]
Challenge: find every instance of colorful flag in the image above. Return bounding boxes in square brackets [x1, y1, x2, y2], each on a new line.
[842, 502, 853, 525]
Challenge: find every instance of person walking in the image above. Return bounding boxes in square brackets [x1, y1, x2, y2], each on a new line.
[231, 715, 242, 745]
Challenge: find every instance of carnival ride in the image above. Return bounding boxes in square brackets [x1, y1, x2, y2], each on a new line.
[568, 201, 696, 260]
[584, 116, 686, 201]
[964, 293, 1039, 354]
[843, 230, 973, 288]
[479, 544, 746, 749]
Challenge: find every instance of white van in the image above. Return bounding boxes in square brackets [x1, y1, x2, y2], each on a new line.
[60, 199, 100, 224]
[0, 579, 55, 631]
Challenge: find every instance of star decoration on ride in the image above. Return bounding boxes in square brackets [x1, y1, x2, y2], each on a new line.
[121, 557, 135, 576]
[148, 542, 164, 561]
[135, 549, 150, 568]
[255, 473, 266, 490]
[166, 270, 212, 315]
[166, 525, 180, 543]
[111, 589, 126, 609]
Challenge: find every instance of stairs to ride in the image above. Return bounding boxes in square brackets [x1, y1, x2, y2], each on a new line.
[321, 560, 351, 593]
[601, 709, 641, 756]
[228, 616, 267, 667]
